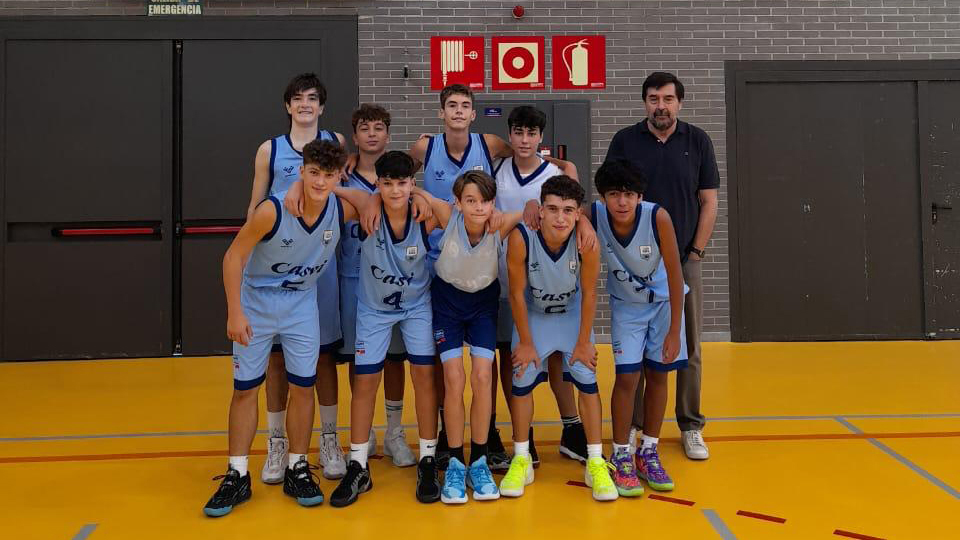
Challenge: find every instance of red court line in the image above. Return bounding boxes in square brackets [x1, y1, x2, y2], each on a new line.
[4, 431, 958, 464]
[648, 494, 695, 506]
[834, 529, 885, 540]
[737, 510, 786, 524]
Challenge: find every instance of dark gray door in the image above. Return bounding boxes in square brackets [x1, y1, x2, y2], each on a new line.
[1, 40, 173, 359]
[924, 81, 960, 338]
[179, 39, 357, 355]
[736, 80, 924, 340]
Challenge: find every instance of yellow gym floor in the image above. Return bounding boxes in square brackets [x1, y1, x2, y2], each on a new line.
[1, 341, 958, 539]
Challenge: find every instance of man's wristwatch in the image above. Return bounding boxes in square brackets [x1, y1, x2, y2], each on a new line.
[689, 246, 706, 258]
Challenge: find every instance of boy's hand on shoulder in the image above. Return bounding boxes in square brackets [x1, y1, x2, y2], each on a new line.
[411, 193, 433, 223]
[576, 223, 597, 253]
[283, 181, 304, 217]
[511, 342, 540, 370]
[360, 198, 382, 235]
[343, 154, 359, 177]
[662, 329, 681, 364]
[227, 312, 253, 347]
[522, 200, 541, 230]
[487, 208, 505, 232]
[571, 340, 598, 372]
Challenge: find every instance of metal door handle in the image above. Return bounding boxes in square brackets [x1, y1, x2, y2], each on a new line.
[932, 203, 953, 210]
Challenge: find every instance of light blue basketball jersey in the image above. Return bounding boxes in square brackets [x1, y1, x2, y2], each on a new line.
[268, 130, 338, 196]
[243, 193, 343, 291]
[358, 205, 431, 311]
[592, 200, 683, 303]
[337, 170, 377, 278]
[422, 133, 494, 201]
[516, 223, 581, 314]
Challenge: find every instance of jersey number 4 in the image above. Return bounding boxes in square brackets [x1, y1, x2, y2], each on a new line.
[382, 291, 403, 310]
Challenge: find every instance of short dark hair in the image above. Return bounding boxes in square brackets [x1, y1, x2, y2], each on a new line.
[440, 84, 474, 108]
[352, 103, 391, 132]
[283, 73, 327, 106]
[507, 106, 547, 133]
[540, 175, 585, 206]
[375, 151, 417, 180]
[594, 160, 648, 196]
[302, 140, 346, 172]
[452, 170, 496, 202]
[642, 71, 684, 101]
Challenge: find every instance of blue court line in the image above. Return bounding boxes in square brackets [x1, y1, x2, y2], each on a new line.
[702, 509, 737, 540]
[72, 524, 97, 540]
[2, 412, 958, 443]
[834, 416, 960, 500]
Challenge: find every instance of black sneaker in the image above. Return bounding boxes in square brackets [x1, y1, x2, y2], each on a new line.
[559, 422, 588, 463]
[203, 467, 251, 517]
[436, 430, 450, 470]
[529, 427, 540, 469]
[330, 460, 372, 508]
[487, 426, 510, 471]
[416, 456, 441, 503]
[283, 458, 324, 507]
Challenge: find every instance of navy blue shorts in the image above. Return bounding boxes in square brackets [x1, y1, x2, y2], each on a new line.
[431, 276, 499, 363]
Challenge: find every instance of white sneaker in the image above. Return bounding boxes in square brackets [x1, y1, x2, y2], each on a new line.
[367, 428, 377, 456]
[682, 430, 709, 460]
[318, 433, 347, 479]
[383, 430, 416, 467]
[627, 426, 638, 455]
[261, 436, 288, 484]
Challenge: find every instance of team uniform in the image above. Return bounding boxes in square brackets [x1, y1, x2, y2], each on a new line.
[591, 200, 689, 373]
[510, 223, 597, 396]
[493, 156, 560, 344]
[336, 170, 406, 363]
[354, 205, 436, 374]
[267, 129, 342, 352]
[431, 207, 500, 363]
[422, 133, 494, 269]
[233, 194, 343, 389]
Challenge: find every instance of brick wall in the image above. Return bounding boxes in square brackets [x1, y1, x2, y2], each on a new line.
[5, 0, 960, 340]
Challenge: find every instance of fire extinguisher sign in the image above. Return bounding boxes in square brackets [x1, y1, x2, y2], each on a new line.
[552, 36, 606, 90]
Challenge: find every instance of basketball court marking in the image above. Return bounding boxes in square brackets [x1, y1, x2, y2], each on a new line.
[701, 509, 737, 540]
[71, 524, 97, 540]
[834, 416, 960, 499]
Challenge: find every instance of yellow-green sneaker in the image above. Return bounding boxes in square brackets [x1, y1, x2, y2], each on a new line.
[584, 457, 619, 501]
[499, 454, 534, 497]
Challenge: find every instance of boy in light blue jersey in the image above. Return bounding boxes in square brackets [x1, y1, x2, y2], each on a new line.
[205, 141, 362, 517]
[499, 176, 618, 503]
[245, 73, 347, 484]
[328, 151, 444, 508]
[588, 160, 687, 495]
[412, 171, 523, 504]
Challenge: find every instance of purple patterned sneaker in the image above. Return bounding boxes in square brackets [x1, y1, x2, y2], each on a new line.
[636, 445, 674, 491]
[610, 449, 644, 497]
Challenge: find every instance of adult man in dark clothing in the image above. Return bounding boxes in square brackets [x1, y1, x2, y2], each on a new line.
[604, 72, 719, 460]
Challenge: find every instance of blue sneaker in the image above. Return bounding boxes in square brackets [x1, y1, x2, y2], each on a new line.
[466, 456, 500, 501]
[440, 457, 468, 504]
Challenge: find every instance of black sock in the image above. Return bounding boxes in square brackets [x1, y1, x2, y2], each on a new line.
[471, 440, 488, 464]
[450, 445, 465, 464]
[490, 412, 497, 429]
[561, 415, 581, 427]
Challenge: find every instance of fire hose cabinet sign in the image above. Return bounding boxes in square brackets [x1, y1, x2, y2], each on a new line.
[431, 36, 485, 91]
[552, 36, 606, 90]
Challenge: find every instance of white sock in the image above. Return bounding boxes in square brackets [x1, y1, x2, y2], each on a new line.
[641, 434, 659, 450]
[228, 455, 248, 477]
[385, 399, 404, 436]
[288, 453, 305, 469]
[267, 410, 286, 438]
[420, 438, 437, 460]
[613, 442, 630, 455]
[350, 442, 369, 468]
[587, 443, 603, 459]
[514, 440, 530, 458]
[319, 404, 338, 435]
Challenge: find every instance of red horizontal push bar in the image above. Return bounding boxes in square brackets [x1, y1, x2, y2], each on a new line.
[183, 226, 242, 235]
[57, 227, 156, 237]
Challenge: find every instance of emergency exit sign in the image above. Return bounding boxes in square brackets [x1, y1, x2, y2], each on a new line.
[147, 0, 202, 16]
